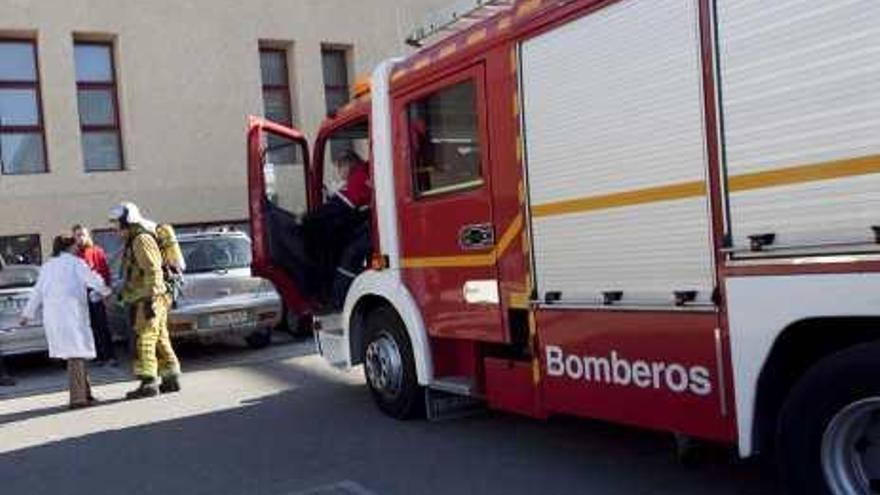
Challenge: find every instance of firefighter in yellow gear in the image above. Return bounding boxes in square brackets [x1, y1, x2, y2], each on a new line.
[110, 202, 182, 399]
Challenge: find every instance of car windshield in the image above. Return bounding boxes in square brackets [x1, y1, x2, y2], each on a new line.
[181, 237, 251, 274]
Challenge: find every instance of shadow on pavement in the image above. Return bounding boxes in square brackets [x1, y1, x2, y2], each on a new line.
[0, 354, 782, 495]
[0, 397, 128, 425]
[0, 331, 310, 401]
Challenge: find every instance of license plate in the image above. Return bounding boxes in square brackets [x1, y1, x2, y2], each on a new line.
[206, 310, 251, 328]
[0, 296, 26, 315]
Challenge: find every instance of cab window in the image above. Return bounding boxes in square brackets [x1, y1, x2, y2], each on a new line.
[407, 80, 483, 198]
[321, 119, 370, 199]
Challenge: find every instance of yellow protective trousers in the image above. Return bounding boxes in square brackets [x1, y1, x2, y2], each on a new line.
[132, 295, 181, 379]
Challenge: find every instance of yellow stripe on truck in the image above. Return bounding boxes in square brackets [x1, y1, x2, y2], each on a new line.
[399, 154, 880, 268]
[532, 154, 880, 219]
[401, 253, 496, 269]
[727, 154, 880, 192]
[531, 181, 706, 218]
[401, 214, 523, 269]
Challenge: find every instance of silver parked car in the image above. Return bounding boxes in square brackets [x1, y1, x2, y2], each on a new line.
[110, 231, 283, 348]
[0, 254, 45, 356]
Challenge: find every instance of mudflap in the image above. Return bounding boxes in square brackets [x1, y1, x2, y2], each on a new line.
[484, 357, 546, 419]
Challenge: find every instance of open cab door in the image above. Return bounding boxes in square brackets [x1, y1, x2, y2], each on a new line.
[247, 116, 315, 315]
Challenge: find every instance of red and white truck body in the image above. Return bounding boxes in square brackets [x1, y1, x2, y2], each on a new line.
[247, 0, 880, 492]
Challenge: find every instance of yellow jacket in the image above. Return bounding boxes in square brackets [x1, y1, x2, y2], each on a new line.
[120, 226, 166, 304]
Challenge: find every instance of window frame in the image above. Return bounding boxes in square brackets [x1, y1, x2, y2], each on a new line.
[399, 65, 489, 201]
[320, 46, 351, 114]
[259, 47, 300, 165]
[259, 47, 294, 127]
[321, 46, 355, 161]
[0, 38, 49, 175]
[74, 40, 125, 172]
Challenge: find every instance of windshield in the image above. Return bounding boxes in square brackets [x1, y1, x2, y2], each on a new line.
[181, 237, 252, 274]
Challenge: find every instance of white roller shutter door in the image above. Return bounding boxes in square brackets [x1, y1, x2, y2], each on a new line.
[716, 0, 880, 251]
[521, 0, 714, 305]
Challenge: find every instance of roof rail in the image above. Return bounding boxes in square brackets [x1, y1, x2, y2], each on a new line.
[406, 0, 516, 48]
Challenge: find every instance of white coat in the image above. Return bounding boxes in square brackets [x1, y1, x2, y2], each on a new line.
[22, 252, 111, 360]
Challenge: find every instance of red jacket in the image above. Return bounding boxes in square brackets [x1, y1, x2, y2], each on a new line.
[337, 163, 372, 208]
[79, 245, 112, 286]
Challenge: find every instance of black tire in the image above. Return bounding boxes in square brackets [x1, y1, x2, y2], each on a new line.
[777, 340, 880, 495]
[362, 306, 424, 420]
[245, 327, 272, 349]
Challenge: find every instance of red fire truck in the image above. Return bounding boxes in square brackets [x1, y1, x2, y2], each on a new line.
[246, 0, 880, 493]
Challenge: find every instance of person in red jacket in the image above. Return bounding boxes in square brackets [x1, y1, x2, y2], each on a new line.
[302, 150, 372, 306]
[334, 150, 371, 209]
[73, 225, 117, 366]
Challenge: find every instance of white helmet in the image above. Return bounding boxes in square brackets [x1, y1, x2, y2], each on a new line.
[109, 202, 156, 231]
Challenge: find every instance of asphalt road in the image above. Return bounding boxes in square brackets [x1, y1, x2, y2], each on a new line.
[0, 338, 782, 495]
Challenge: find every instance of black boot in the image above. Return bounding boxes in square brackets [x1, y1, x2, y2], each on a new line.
[159, 375, 181, 394]
[125, 377, 159, 400]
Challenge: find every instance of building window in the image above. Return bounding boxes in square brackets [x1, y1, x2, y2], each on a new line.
[74, 41, 123, 171]
[0, 234, 42, 265]
[408, 80, 483, 197]
[322, 48, 350, 114]
[321, 47, 353, 159]
[0, 40, 47, 175]
[259, 48, 296, 164]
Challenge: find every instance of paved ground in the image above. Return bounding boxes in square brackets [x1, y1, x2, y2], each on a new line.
[0, 335, 782, 495]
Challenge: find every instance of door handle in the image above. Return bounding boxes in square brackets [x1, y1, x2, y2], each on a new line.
[459, 223, 495, 250]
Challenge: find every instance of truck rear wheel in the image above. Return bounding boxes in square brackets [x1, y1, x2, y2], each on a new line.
[778, 341, 880, 495]
[363, 307, 423, 420]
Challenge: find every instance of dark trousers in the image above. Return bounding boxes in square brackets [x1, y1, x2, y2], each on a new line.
[302, 197, 369, 304]
[88, 299, 115, 362]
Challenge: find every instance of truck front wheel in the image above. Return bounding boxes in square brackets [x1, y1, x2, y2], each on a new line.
[362, 307, 423, 420]
[778, 341, 880, 495]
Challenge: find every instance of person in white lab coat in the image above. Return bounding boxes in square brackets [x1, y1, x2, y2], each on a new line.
[20, 235, 112, 409]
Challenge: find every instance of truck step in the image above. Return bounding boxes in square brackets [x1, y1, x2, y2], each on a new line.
[313, 312, 347, 369]
[425, 376, 484, 421]
[312, 312, 343, 333]
[429, 375, 480, 396]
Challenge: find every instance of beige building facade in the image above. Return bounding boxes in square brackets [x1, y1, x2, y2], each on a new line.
[0, 0, 448, 262]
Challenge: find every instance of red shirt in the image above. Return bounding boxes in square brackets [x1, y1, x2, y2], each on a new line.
[337, 163, 372, 208]
[79, 245, 112, 285]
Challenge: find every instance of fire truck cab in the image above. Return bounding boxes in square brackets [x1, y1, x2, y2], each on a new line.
[247, 1, 880, 493]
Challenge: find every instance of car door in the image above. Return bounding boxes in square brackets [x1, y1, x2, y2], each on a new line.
[394, 65, 505, 343]
[246, 116, 314, 313]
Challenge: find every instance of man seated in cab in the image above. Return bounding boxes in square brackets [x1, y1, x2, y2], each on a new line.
[302, 149, 372, 307]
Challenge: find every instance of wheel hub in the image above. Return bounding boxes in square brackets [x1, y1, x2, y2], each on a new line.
[822, 397, 880, 494]
[365, 331, 403, 400]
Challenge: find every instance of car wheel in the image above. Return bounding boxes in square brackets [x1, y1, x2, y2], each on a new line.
[362, 306, 423, 420]
[245, 327, 272, 349]
[777, 341, 880, 495]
